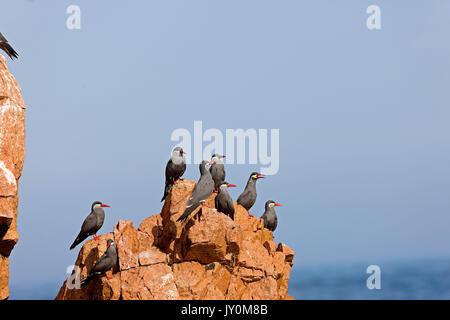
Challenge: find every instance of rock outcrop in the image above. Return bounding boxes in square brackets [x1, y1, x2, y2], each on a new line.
[56, 180, 295, 300]
[0, 55, 26, 300]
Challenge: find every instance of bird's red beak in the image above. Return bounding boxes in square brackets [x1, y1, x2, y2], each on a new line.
[256, 173, 265, 179]
[274, 203, 282, 207]
[227, 184, 237, 188]
[181, 149, 186, 154]
[107, 242, 111, 247]
[209, 161, 216, 165]
[101, 204, 110, 207]
[219, 155, 226, 159]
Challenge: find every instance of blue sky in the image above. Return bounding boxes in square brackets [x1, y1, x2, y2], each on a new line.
[1, 1, 449, 298]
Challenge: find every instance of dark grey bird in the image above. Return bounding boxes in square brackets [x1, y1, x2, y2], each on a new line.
[69, 201, 110, 250]
[80, 239, 118, 287]
[237, 172, 265, 217]
[215, 181, 237, 220]
[161, 147, 186, 202]
[0, 33, 18, 60]
[176, 160, 215, 223]
[210, 154, 226, 192]
[260, 200, 283, 232]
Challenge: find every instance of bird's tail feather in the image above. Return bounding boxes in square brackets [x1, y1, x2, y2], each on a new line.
[161, 180, 174, 202]
[80, 274, 95, 288]
[69, 234, 86, 250]
[1, 43, 18, 60]
[176, 204, 199, 223]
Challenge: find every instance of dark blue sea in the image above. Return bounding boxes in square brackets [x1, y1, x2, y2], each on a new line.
[288, 258, 450, 300]
[9, 258, 450, 300]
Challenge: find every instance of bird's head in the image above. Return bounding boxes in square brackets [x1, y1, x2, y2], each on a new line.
[220, 181, 237, 190]
[266, 200, 282, 209]
[173, 147, 186, 157]
[211, 154, 226, 163]
[91, 201, 110, 210]
[106, 239, 115, 247]
[250, 172, 265, 181]
[199, 160, 215, 173]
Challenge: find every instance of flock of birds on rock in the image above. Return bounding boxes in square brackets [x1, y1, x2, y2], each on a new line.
[0, 35, 284, 288]
[163, 147, 283, 228]
[67, 148, 283, 287]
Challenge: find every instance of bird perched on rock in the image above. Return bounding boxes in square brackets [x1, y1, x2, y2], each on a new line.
[215, 181, 237, 220]
[0, 33, 18, 60]
[80, 239, 117, 287]
[237, 172, 265, 217]
[210, 154, 226, 192]
[161, 147, 186, 202]
[176, 160, 215, 223]
[69, 201, 110, 250]
[261, 200, 282, 232]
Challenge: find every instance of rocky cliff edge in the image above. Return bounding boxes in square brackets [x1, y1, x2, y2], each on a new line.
[0, 55, 26, 300]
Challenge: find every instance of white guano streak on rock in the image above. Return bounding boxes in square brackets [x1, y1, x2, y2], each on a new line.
[0, 160, 16, 186]
[0, 100, 22, 116]
[0, 101, 23, 148]
[139, 251, 151, 261]
[166, 289, 177, 300]
[160, 273, 173, 288]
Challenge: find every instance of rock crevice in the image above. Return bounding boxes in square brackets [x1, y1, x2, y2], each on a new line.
[56, 173, 295, 300]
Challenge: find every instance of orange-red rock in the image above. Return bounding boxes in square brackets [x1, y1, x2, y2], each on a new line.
[56, 179, 295, 300]
[113, 220, 168, 270]
[0, 54, 26, 300]
[113, 220, 141, 270]
[138, 214, 163, 246]
[0, 255, 8, 299]
[241, 277, 279, 300]
[173, 261, 206, 299]
[225, 275, 246, 300]
[180, 207, 241, 265]
[121, 264, 179, 300]
[277, 242, 296, 266]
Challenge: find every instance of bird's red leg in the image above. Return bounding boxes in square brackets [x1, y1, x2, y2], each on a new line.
[106, 269, 113, 280]
[213, 189, 218, 193]
[247, 210, 255, 218]
[93, 234, 99, 240]
[173, 177, 178, 185]
[179, 177, 185, 181]
[201, 202, 211, 208]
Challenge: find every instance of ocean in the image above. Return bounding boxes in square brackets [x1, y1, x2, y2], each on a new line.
[288, 258, 450, 300]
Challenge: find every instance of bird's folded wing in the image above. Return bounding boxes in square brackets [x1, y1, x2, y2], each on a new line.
[80, 213, 97, 233]
[92, 255, 113, 274]
[227, 198, 235, 213]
